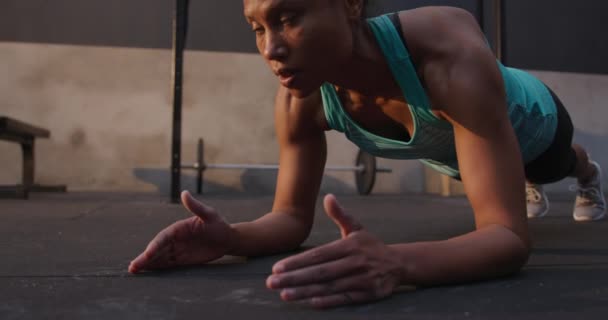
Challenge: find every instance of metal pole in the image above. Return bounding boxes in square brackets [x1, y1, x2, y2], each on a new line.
[477, 0, 484, 31]
[499, 0, 506, 63]
[494, 0, 504, 62]
[170, 0, 189, 204]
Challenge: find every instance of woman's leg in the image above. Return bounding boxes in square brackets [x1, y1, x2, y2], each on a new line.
[524, 90, 575, 219]
[570, 144, 605, 221]
[570, 144, 596, 182]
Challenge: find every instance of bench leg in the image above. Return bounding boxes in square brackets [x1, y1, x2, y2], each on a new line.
[23, 139, 67, 196]
[0, 138, 67, 199]
[21, 139, 35, 199]
[0, 140, 32, 199]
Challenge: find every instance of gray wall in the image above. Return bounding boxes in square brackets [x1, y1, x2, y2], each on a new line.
[1, 0, 173, 49]
[503, 0, 608, 74]
[1, 0, 479, 53]
[367, 0, 480, 16]
[3, 0, 608, 74]
[0, 0, 256, 52]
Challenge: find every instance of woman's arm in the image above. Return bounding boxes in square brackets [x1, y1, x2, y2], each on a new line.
[128, 87, 327, 272]
[392, 9, 530, 285]
[228, 86, 328, 256]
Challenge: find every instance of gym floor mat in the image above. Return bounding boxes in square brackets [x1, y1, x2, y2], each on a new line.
[1, 192, 606, 319]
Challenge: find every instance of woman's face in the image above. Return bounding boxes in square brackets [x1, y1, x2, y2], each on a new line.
[243, 0, 359, 98]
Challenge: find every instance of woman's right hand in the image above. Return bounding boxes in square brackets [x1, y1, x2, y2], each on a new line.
[128, 191, 237, 273]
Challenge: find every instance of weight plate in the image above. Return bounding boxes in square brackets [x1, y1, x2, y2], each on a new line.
[355, 150, 376, 195]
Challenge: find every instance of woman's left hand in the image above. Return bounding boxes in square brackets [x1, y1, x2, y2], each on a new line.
[266, 194, 404, 309]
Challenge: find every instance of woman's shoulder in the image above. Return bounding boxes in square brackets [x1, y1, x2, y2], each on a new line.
[394, 6, 482, 52]
[389, 6, 487, 76]
[394, 6, 478, 25]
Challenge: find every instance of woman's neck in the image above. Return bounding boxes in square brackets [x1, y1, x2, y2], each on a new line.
[326, 22, 402, 98]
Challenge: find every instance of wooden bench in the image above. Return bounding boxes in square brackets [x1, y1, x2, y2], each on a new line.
[0, 116, 67, 199]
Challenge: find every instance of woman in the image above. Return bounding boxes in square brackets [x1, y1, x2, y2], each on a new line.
[129, 0, 605, 308]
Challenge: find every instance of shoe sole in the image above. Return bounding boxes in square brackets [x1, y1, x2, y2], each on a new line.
[527, 203, 550, 219]
[573, 210, 606, 222]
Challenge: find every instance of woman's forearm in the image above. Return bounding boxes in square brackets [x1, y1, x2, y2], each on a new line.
[390, 224, 530, 286]
[228, 211, 313, 257]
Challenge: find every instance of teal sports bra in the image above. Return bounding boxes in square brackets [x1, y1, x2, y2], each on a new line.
[320, 13, 558, 178]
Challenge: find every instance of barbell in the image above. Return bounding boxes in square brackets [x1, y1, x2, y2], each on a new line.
[181, 138, 392, 195]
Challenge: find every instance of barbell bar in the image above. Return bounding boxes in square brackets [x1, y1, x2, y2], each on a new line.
[181, 163, 391, 172]
[181, 138, 392, 195]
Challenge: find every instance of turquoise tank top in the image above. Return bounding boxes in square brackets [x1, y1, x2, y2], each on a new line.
[320, 13, 558, 178]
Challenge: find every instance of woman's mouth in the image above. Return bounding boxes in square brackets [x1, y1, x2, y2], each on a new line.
[276, 68, 300, 87]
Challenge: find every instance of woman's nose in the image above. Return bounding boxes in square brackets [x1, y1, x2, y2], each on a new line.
[263, 32, 288, 61]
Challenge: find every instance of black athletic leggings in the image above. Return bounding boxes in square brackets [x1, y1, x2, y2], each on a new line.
[524, 87, 578, 184]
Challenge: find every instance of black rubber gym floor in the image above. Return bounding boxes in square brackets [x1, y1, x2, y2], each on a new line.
[1, 192, 607, 319]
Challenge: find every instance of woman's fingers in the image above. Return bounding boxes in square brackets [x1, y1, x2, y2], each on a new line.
[323, 194, 363, 238]
[267, 254, 364, 289]
[277, 272, 376, 301]
[128, 195, 232, 274]
[267, 226, 401, 309]
[180, 191, 220, 222]
[128, 229, 174, 273]
[272, 237, 352, 274]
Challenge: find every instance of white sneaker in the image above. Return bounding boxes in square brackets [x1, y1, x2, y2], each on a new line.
[572, 161, 606, 222]
[526, 183, 549, 218]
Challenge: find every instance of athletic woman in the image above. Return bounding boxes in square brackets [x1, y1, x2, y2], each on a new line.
[129, 0, 606, 308]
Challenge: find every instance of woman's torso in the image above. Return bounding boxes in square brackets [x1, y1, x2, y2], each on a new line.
[314, 8, 557, 177]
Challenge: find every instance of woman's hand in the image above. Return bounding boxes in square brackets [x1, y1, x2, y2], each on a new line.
[128, 191, 237, 273]
[266, 194, 404, 308]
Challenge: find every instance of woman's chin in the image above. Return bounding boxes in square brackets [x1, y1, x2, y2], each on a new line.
[283, 82, 321, 99]
[287, 88, 313, 99]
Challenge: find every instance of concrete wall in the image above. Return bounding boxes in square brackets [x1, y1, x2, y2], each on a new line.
[2, 41, 607, 197]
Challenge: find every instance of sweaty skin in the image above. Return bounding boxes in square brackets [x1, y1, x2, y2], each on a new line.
[131, 0, 530, 309]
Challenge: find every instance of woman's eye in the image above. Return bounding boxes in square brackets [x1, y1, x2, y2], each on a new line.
[280, 14, 297, 25]
[251, 25, 264, 35]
